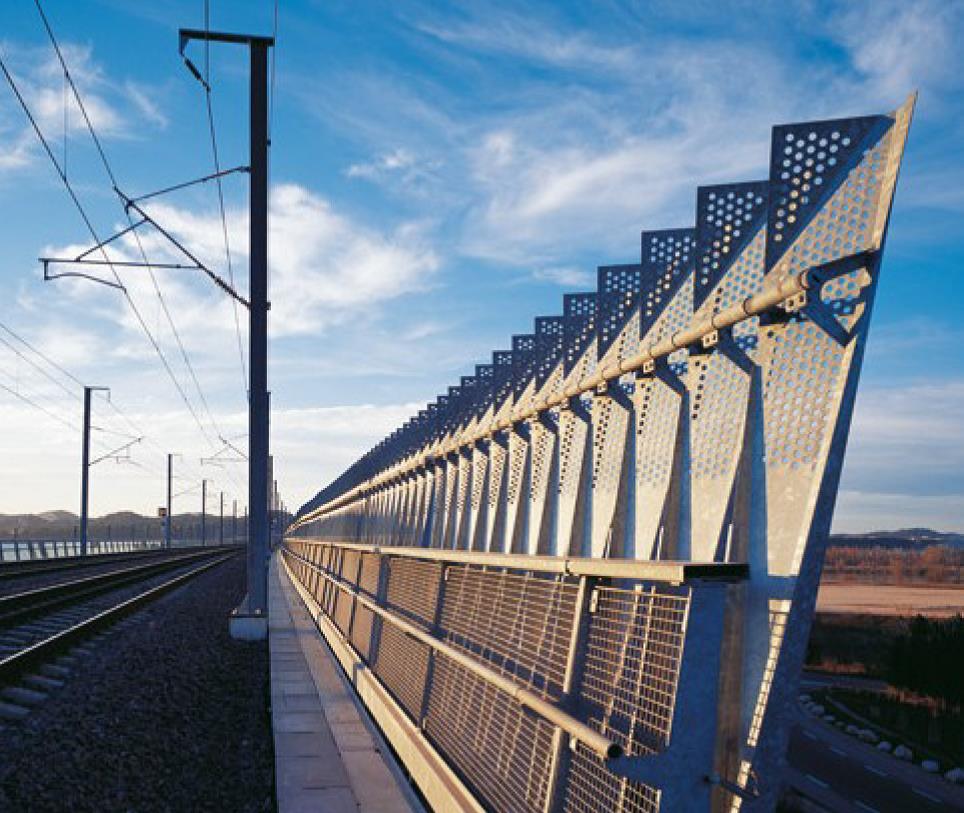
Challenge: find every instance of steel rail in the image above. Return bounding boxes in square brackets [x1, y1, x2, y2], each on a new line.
[291, 258, 843, 529]
[0, 544, 227, 581]
[288, 538, 746, 584]
[282, 545, 623, 760]
[0, 553, 235, 682]
[0, 547, 235, 624]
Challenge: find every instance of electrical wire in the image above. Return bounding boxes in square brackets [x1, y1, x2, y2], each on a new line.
[202, 0, 248, 400]
[0, 48, 217, 456]
[33, 0, 237, 468]
[0, 332, 80, 402]
[0, 378, 78, 432]
[0, 317, 85, 388]
[0, 319, 162, 468]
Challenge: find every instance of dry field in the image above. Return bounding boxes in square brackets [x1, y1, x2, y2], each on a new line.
[816, 584, 964, 617]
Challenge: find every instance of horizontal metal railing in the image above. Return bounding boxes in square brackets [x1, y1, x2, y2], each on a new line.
[281, 537, 736, 813]
[298, 540, 748, 583]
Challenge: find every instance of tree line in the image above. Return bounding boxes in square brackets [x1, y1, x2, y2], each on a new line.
[888, 615, 964, 709]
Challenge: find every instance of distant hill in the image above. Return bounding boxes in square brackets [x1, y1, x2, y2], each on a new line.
[828, 528, 964, 550]
[0, 510, 242, 540]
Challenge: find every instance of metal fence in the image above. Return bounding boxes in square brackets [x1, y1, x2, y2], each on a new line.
[0, 538, 163, 562]
[285, 96, 915, 812]
[282, 538, 744, 811]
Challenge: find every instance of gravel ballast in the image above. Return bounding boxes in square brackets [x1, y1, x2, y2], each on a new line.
[0, 555, 274, 812]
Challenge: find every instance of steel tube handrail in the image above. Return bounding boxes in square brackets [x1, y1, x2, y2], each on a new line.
[282, 545, 623, 760]
[289, 537, 746, 584]
[292, 261, 826, 529]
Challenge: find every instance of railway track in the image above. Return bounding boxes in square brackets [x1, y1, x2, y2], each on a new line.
[0, 548, 237, 719]
[0, 544, 226, 589]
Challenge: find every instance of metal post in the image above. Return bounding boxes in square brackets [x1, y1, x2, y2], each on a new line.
[166, 453, 173, 549]
[219, 491, 224, 546]
[233, 499, 237, 545]
[80, 386, 91, 556]
[248, 37, 270, 614]
[201, 478, 207, 546]
[178, 27, 273, 636]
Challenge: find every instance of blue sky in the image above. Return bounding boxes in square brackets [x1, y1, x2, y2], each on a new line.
[0, 0, 961, 531]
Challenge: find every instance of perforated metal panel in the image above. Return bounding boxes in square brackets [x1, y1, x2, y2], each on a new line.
[287, 96, 915, 813]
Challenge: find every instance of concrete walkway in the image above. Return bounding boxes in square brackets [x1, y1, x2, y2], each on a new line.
[269, 552, 419, 813]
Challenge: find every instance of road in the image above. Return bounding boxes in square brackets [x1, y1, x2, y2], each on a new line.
[787, 714, 964, 812]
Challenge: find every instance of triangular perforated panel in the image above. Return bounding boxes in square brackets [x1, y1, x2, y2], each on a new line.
[511, 334, 537, 397]
[563, 292, 596, 375]
[474, 364, 494, 413]
[597, 264, 642, 359]
[695, 182, 768, 310]
[535, 316, 565, 387]
[459, 375, 479, 422]
[492, 350, 514, 411]
[640, 228, 696, 337]
[766, 114, 891, 269]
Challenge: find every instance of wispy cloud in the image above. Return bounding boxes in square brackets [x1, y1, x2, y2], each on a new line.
[273, 402, 423, 507]
[414, 12, 638, 73]
[531, 266, 594, 287]
[123, 80, 168, 129]
[841, 378, 964, 506]
[347, 147, 416, 179]
[830, 0, 963, 104]
[0, 41, 167, 175]
[42, 182, 442, 344]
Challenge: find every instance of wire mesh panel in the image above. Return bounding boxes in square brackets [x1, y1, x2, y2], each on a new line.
[581, 586, 690, 752]
[385, 556, 442, 628]
[425, 652, 557, 813]
[439, 565, 579, 699]
[563, 749, 660, 813]
[374, 620, 432, 720]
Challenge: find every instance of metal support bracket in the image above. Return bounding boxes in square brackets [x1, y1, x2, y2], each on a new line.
[538, 410, 559, 433]
[801, 295, 852, 346]
[512, 420, 531, 442]
[565, 395, 592, 422]
[648, 360, 687, 396]
[708, 328, 756, 375]
[489, 430, 509, 451]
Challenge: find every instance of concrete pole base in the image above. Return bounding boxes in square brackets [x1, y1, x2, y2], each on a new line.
[229, 594, 268, 641]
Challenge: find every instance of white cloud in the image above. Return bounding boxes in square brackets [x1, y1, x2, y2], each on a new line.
[831, 0, 962, 102]
[272, 402, 422, 509]
[837, 379, 964, 531]
[415, 13, 637, 73]
[347, 147, 416, 179]
[0, 41, 167, 175]
[123, 80, 168, 129]
[270, 184, 440, 334]
[531, 266, 594, 287]
[38, 182, 442, 348]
